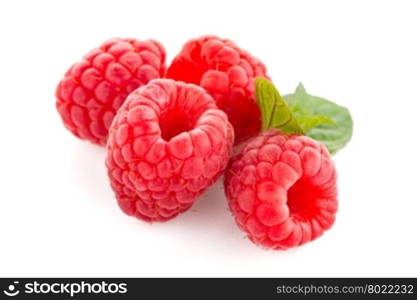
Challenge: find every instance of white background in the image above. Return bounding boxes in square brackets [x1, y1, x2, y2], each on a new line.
[0, 0, 416, 277]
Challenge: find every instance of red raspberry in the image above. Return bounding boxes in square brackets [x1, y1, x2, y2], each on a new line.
[56, 38, 166, 145]
[166, 35, 269, 144]
[224, 130, 337, 249]
[106, 79, 234, 222]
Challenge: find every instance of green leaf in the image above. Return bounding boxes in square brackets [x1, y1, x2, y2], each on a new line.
[296, 115, 334, 132]
[284, 83, 353, 154]
[285, 83, 333, 130]
[255, 78, 304, 135]
[287, 83, 314, 115]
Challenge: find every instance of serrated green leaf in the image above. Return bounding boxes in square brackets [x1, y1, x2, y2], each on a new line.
[283, 84, 353, 154]
[255, 78, 304, 135]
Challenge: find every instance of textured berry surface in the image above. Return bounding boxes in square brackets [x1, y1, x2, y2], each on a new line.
[56, 38, 166, 145]
[106, 79, 234, 222]
[166, 35, 269, 144]
[224, 130, 337, 249]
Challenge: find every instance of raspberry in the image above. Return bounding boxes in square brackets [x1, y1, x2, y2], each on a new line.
[56, 38, 166, 145]
[106, 79, 234, 222]
[166, 35, 269, 144]
[224, 129, 337, 249]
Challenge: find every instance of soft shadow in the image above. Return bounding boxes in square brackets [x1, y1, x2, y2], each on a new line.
[70, 142, 115, 209]
[70, 143, 282, 258]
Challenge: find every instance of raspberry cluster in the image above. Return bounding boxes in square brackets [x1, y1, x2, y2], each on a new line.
[56, 36, 351, 251]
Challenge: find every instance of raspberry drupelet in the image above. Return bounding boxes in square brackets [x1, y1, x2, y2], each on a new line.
[106, 79, 234, 222]
[56, 38, 166, 145]
[167, 35, 269, 144]
[224, 129, 337, 249]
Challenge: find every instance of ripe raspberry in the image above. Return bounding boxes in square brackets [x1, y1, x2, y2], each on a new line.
[224, 129, 337, 249]
[106, 79, 234, 222]
[56, 38, 166, 145]
[166, 35, 269, 144]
